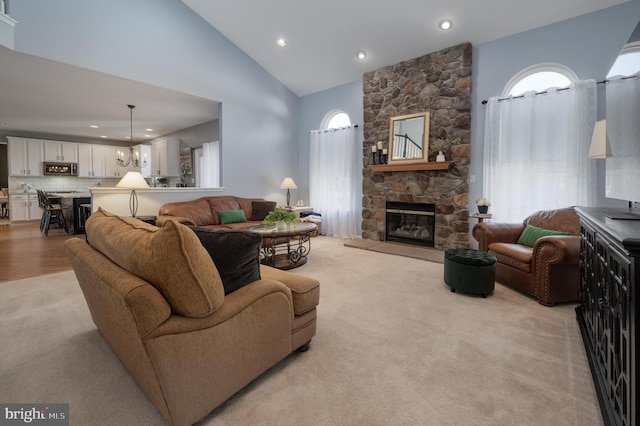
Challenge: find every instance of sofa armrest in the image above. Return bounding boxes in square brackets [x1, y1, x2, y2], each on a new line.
[473, 222, 526, 252]
[156, 215, 197, 227]
[532, 235, 581, 267]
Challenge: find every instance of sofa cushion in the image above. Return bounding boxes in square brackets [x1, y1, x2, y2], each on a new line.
[191, 228, 262, 295]
[489, 242, 533, 273]
[206, 197, 241, 224]
[86, 208, 225, 317]
[218, 209, 247, 225]
[250, 201, 277, 221]
[517, 224, 569, 247]
[260, 265, 320, 315]
[158, 197, 215, 226]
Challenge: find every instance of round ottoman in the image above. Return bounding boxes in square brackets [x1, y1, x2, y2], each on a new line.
[444, 248, 496, 298]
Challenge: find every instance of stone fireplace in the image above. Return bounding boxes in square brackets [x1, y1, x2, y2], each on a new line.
[361, 43, 472, 250]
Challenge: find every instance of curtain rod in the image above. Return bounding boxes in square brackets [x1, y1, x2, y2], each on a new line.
[481, 76, 637, 105]
[314, 124, 359, 133]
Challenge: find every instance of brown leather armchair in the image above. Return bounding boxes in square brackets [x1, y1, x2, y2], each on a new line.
[472, 207, 580, 306]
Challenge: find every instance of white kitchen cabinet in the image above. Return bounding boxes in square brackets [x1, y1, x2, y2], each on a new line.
[77, 144, 107, 178]
[7, 137, 44, 176]
[10, 194, 41, 222]
[44, 141, 78, 163]
[151, 138, 180, 176]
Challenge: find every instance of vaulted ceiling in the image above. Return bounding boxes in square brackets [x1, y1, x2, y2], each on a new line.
[0, 0, 628, 141]
[182, 0, 628, 96]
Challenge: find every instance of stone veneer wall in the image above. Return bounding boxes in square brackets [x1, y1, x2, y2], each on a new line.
[361, 43, 472, 250]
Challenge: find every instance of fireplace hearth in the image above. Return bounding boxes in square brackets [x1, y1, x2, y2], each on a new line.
[385, 202, 435, 247]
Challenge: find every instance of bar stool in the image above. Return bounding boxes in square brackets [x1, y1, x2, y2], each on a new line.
[38, 189, 70, 236]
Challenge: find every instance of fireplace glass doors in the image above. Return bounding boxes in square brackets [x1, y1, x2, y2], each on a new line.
[385, 201, 435, 247]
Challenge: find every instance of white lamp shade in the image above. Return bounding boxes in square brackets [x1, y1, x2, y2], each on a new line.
[588, 120, 612, 159]
[116, 171, 150, 189]
[280, 177, 297, 190]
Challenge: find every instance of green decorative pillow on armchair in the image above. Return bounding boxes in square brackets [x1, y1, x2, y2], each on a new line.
[517, 224, 569, 247]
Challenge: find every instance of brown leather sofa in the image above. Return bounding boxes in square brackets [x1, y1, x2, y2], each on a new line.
[156, 195, 270, 229]
[65, 208, 319, 426]
[472, 207, 580, 306]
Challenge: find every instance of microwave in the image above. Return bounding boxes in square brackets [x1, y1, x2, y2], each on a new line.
[43, 162, 78, 176]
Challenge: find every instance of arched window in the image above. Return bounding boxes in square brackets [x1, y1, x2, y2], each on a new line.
[503, 63, 578, 97]
[607, 41, 640, 78]
[321, 110, 351, 130]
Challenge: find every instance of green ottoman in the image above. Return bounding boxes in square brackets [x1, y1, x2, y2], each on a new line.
[444, 248, 496, 298]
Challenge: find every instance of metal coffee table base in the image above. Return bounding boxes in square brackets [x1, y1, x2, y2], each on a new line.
[248, 222, 317, 270]
[260, 234, 311, 270]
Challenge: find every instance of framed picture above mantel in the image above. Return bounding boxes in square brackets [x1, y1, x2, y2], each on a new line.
[388, 111, 430, 165]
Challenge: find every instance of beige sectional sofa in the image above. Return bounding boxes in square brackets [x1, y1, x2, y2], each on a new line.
[65, 208, 319, 426]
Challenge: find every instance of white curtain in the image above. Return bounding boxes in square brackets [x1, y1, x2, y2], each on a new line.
[309, 126, 361, 239]
[483, 80, 597, 222]
[605, 74, 640, 202]
[201, 140, 220, 188]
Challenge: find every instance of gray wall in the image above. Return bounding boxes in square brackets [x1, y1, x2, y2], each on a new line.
[298, 79, 364, 202]
[470, 1, 640, 210]
[10, 0, 299, 203]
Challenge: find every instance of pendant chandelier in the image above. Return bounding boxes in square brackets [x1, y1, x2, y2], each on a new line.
[116, 104, 148, 168]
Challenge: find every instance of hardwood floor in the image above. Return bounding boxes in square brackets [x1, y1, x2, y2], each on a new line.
[0, 221, 76, 282]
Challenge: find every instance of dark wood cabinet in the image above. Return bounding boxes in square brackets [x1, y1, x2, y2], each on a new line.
[576, 207, 640, 426]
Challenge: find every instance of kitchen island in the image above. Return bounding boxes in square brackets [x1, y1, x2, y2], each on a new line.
[46, 192, 92, 234]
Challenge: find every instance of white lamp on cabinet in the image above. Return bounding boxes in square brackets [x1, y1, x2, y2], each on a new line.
[588, 119, 612, 159]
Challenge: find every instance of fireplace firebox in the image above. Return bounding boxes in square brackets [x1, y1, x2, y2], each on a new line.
[385, 202, 435, 247]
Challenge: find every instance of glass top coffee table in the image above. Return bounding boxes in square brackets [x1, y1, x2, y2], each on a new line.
[248, 222, 318, 270]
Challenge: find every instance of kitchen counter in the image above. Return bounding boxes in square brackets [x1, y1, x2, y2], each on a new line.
[47, 192, 91, 198]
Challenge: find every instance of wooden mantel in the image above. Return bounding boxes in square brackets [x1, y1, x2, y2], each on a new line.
[369, 161, 452, 172]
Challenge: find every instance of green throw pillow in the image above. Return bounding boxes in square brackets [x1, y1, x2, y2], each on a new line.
[517, 224, 569, 247]
[218, 209, 247, 225]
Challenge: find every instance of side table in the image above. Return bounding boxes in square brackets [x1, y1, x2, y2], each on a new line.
[470, 213, 492, 222]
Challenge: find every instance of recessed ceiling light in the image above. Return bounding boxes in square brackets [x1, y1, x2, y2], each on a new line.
[439, 20, 452, 30]
[144, 134, 151, 138]
[100, 135, 108, 138]
[90, 125, 99, 128]
[145, 128, 153, 132]
[356, 51, 367, 60]
[276, 38, 287, 47]
[125, 136, 131, 139]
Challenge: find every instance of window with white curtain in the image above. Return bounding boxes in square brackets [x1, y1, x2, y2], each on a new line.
[309, 115, 361, 239]
[195, 140, 220, 188]
[483, 77, 597, 222]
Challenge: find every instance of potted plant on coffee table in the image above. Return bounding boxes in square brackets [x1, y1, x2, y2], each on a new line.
[263, 209, 298, 231]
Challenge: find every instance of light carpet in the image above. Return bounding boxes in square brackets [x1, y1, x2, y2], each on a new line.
[0, 236, 601, 426]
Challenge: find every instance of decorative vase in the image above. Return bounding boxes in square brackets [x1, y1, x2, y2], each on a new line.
[478, 205, 489, 214]
[436, 151, 446, 162]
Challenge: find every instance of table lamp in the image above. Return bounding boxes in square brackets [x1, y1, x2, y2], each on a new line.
[280, 177, 297, 208]
[116, 171, 149, 217]
[588, 119, 612, 159]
